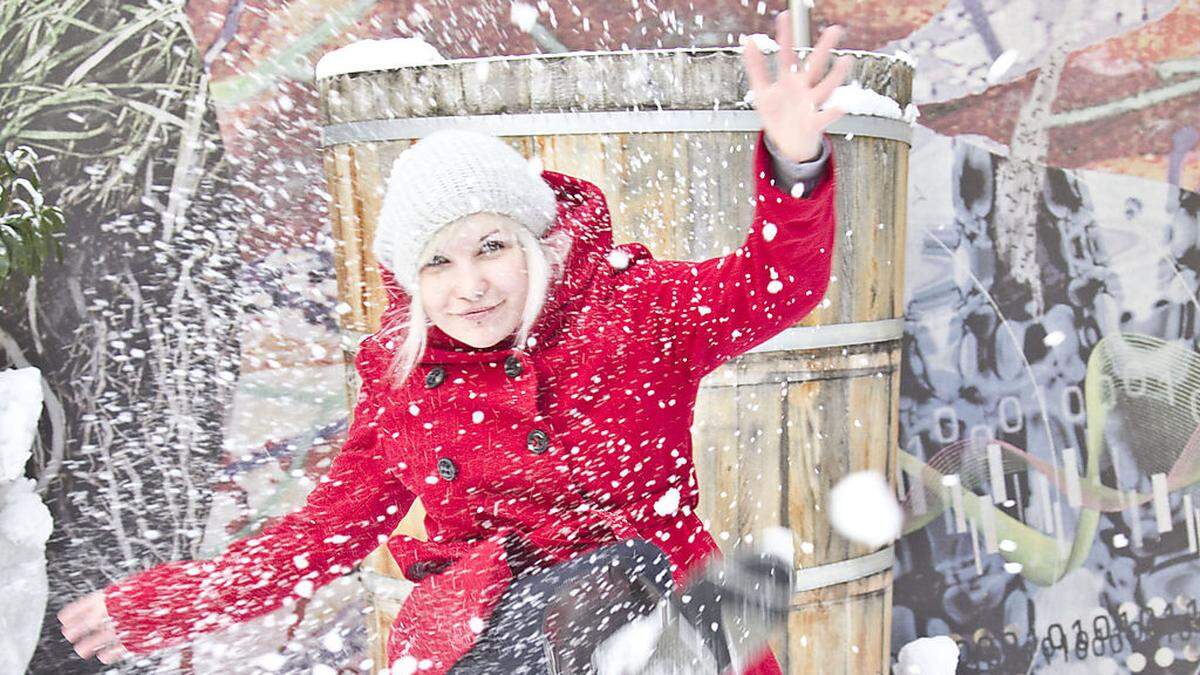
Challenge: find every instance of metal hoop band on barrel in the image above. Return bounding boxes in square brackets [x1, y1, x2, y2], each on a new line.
[746, 318, 905, 354]
[792, 546, 896, 593]
[342, 317, 902, 362]
[319, 111, 913, 148]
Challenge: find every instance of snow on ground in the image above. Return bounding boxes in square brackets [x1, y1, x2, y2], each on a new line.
[0, 367, 51, 674]
[0, 367, 42, 481]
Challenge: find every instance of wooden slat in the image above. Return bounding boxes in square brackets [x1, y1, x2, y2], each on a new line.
[735, 380, 788, 538]
[784, 569, 893, 674]
[693, 383, 740, 546]
[324, 145, 367, 333]
[352, 143, 384, 326]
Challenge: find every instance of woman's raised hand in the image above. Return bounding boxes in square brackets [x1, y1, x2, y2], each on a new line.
[58, 589, 129, 664]
[742, 11, 853, 163]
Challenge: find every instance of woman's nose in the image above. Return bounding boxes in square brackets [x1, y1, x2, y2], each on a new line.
[455, 267, 488, 301]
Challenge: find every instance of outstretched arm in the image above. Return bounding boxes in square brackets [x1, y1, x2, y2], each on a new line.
[617, 17, 851, 381]
[619, 129, 838, 382]
[60, 340, 415, 661]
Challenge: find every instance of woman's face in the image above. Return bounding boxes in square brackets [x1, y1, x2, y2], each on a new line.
[418, 212, 529, 349]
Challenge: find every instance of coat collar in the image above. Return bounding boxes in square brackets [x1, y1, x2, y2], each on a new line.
[375, 170, 615, 367]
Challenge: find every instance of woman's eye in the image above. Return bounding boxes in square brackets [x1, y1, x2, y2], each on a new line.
[481, 240, 505, 253]
[424, 257, 447, 268]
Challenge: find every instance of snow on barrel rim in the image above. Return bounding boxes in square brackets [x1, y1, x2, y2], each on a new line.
[314, 35, 917, 83]
[315, 37, 446, 80]
[737, 31, 917, 68]
[316, 37, 918, 124]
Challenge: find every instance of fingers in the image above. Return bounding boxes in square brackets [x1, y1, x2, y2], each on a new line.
[809, 54, 854, 106]
[800, 25, 845, 89]
[774, 11, 800, 77]
[59, 594, 107, 642]
[71, 625, 117, 660]
[57, 592, 98, 625]
[97, 642, 130, 665]
[813, 105, 848, 131]
[740, 37, 771, 100]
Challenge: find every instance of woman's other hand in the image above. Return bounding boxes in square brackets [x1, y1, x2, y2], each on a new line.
[58, 590, 129, 664]
[743, 12, 853, 163]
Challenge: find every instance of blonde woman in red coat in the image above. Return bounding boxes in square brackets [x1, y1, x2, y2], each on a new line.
[60, 14, 851, 674]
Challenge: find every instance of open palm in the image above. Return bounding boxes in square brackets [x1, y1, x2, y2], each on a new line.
[742, 12, 853, 163]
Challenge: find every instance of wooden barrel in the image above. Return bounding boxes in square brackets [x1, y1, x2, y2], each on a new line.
[318, 47, 912, 674]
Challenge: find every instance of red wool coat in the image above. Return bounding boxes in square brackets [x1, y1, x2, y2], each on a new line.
[104, 130, 838, 674]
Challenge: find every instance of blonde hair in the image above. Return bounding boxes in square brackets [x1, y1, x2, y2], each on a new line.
[376, 220, 573, 390]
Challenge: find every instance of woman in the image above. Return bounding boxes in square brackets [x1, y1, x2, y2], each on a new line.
[60, 13, 851, 674]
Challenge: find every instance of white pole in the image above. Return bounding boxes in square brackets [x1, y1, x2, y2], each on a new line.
[788, 0, 812, 49]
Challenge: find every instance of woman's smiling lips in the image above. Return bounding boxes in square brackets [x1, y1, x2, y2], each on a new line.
[457, 300, 503, 319]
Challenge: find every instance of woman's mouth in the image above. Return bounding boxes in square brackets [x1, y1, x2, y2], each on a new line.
[459, 301, 503, 319]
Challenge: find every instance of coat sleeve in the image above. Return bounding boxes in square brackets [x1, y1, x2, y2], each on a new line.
[618, 129, 838, 382]
[103, 341, 417, 654]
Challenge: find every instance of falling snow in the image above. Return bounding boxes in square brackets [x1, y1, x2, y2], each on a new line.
[20, 1, 939, 671]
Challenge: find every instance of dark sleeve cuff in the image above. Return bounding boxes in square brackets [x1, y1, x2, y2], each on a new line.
[764, 134, 831, 197]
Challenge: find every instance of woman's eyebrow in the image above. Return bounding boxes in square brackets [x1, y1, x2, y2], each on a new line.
[478, 229, 500, 241]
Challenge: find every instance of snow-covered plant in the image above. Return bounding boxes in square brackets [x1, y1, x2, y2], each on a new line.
[0, 146, 65, 288]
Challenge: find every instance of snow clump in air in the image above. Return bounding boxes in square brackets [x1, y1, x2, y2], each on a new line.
[827, 470, 902, 547]
[510, 2, 540, 32]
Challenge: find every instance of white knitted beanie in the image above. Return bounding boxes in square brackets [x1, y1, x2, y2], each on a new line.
[372, 128, 559, 295]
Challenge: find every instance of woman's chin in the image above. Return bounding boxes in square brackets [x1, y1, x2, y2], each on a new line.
[449, 326, 517, 349]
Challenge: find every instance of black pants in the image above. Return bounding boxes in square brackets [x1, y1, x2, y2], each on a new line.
[447, 538, 676, 674]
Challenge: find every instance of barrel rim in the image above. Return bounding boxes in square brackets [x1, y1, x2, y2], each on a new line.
[319, 111, 914, 147]
[315, 45, 915, 82]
